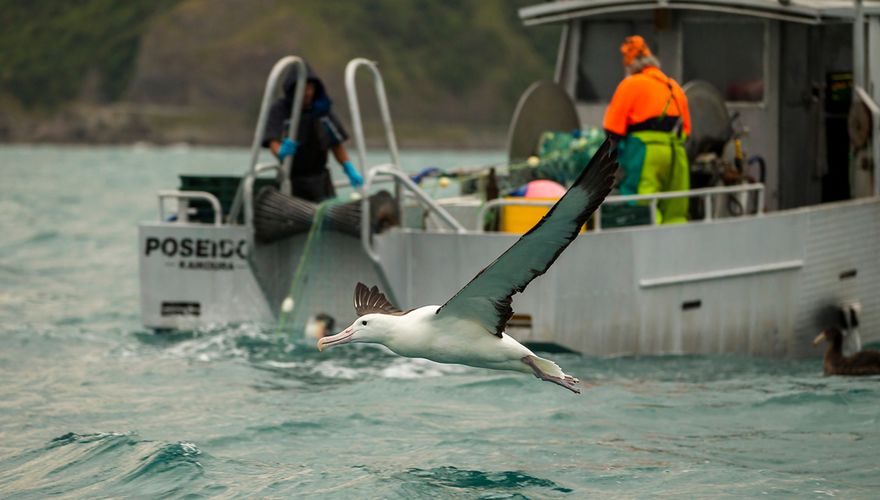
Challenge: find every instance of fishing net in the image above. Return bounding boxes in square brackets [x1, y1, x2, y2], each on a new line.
[529, 128, 650, 228]
[533, 127, 606, 184]
[271, 191, 399, 341]
[458, 128, 608, 196]
[276, 198, 346, 338]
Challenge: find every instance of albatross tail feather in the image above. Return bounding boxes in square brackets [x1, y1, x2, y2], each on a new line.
[530, 355, 567, 377]
[522, 355, 581, 394]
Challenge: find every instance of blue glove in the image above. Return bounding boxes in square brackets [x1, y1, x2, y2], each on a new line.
[342, 161, 364, 188]
[277, 138, 298, 161]
[410, 166, 441, 184]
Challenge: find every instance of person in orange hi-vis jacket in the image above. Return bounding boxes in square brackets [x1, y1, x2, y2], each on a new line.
[603, 35, 691, 224]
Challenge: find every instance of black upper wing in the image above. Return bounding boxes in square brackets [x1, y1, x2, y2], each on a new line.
[354, 282, 402, 316]
[435, 138, 618, 336]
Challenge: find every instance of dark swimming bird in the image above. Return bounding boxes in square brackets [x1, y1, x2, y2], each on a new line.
[317, 139, 619, 394]
[813, 328, 880, 376]
[305, 313, 336, 340]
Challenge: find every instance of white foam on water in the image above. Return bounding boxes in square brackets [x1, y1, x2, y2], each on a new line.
[380, 357, 472, 379]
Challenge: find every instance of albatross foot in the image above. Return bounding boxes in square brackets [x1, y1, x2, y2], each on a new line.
[521, 356, 581, 394]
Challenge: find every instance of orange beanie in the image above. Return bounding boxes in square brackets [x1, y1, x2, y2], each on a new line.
[621, 35, 652, 66]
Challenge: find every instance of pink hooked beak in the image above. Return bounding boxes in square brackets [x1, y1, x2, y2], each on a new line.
[317, 327, 354, 351]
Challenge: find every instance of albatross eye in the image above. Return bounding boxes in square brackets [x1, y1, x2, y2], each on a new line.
[361, 320, 367, 326]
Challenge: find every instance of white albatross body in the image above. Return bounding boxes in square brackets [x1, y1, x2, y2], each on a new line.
[318, 139, 619, 394]
[320, 305, 573, 386]
[376, 306, 552, 375]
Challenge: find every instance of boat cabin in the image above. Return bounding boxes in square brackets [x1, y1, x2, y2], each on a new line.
[520, 0, 880, 210]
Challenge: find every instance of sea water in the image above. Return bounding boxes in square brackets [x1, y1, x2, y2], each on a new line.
[1, 145, 878, 498]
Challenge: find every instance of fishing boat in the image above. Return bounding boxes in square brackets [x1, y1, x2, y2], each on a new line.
[139, 0, 880, 357]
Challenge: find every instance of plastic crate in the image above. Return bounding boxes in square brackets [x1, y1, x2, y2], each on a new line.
[600, 203, 652, 228]
[178, 175, 277, 223]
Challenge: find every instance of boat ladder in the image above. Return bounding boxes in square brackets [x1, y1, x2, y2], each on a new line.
[344, 58, 465, 264]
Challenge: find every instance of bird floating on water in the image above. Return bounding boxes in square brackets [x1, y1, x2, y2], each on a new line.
[813, 328, 880, 376]
[317, 139, 619, 393]
[305, 313, 336, 340]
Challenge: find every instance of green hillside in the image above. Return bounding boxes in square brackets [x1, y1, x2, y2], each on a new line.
[0, 0, 180, 108]
[0, 0, 559, 146]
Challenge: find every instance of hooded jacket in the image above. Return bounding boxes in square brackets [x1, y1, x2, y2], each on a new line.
[603, 66, 691, 138]
[262, 65, 349, 178]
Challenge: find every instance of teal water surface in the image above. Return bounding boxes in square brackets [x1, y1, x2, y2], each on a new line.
[1, 145, 879, 498]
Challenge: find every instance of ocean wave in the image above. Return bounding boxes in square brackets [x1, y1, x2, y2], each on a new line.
[752, 387, 880, 407]
[126, 324, 485, 387]
[119, 441, 203, 480]
[396, 466, 573, 495]
[0, 432, 208, 498]
[127, 323, 287, 363]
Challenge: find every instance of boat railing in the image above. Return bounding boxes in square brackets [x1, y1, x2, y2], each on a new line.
[157, 190, 223, 227]
[854, 85, 880, 197]
[475, 183, 765, 232]
[228, 55, 308, 226]
[331, 176, 395, 190]
[346, 57, 453, 264]
[345, 58, 404, 215]
[361, 164, 466, 263]
[241, 162, 284, 230]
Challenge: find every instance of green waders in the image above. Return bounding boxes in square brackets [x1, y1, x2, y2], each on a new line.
[617, 130, 689, 224]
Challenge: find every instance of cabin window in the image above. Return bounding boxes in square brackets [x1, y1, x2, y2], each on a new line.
[682, 20, 766, 103]
[577, 21, 655, 102]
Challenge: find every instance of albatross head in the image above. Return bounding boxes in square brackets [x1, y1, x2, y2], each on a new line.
[813, 327, 843, 347]
[317, 314, 395, 351]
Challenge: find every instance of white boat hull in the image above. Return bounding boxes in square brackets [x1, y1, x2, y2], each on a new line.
[139, 198, 878, 357]
[376, 198, 880, 357]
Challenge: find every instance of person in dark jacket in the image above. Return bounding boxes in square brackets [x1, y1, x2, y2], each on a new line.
[262, 65, 362, 202]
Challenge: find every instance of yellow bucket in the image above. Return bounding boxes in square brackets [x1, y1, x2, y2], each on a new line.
[499, 197, 590, 234]
[500, 197, 555, 234]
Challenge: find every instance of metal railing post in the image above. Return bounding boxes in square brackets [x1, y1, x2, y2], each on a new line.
[472, 184, 766, 231]
[228, 56, 308, 225]
[345, 58, 403, 210]
[242, 163, 284, 230]
[360, 164, 465, 264]
[855, 0, 866, 90]
[704, 194, 713, 221]
[177, 198, 190, 223]
[854, 86, 880, 197]
[344, 57, 429, 265]
[757, 185, 765, 214]
[158, 191, 223, 227]
[870, 14, 880, 197]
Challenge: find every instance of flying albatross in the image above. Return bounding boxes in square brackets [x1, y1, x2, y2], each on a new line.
[318, 139, 619, 393]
